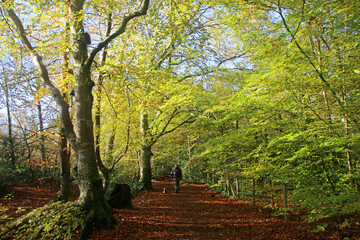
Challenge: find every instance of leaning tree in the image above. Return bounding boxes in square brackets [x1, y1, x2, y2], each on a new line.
[1, 0, 150, 234]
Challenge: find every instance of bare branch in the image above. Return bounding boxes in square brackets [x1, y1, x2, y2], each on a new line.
[4, 7, 77, 150]
[86, 0, 150, 68]
[151, 108, 196, 145]
[111, 93, 132, 171]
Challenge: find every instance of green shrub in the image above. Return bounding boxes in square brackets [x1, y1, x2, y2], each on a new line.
[0, 201, 85, 240]
[0, 161, 31, 191]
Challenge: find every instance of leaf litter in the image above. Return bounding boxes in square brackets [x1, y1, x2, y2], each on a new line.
[1, 179, 359, 239]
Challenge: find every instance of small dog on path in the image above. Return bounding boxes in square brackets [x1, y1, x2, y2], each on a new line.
[162, 188, 168, 194]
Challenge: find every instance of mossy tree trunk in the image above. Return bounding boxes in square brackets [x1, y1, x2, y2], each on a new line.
[68, 1, 117, 232]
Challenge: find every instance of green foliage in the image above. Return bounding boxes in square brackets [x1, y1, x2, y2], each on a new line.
[187, 0, 360, 228]
[0, 201, 85, 240]
[310, 223, 329, 233]
[0, 161, 30, 190]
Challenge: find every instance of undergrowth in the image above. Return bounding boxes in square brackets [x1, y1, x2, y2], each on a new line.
[0, 201, 85, 240]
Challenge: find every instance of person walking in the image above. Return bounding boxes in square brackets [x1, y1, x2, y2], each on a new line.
[171, 164, 182, 193]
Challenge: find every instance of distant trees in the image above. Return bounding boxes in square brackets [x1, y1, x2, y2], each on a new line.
[193, 0, 360, 223]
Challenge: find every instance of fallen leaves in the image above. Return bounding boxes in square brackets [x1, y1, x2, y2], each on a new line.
[90, 181, 340, 240]
[1, 180, 359, 240]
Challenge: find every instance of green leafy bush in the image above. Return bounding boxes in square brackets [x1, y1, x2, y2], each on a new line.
[0, 201, 85, 240]
[0, 161, 31, 194]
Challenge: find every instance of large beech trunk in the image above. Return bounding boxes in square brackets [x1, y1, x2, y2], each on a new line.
[68, 1, 114, 235]
[72, 67, 114, 231]
[73, 73, 114, 240]
[139, 144, 153, 190]
[139, 112, 153, 190]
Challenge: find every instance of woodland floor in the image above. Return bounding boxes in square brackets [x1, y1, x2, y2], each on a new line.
[1, 178, 360, 240]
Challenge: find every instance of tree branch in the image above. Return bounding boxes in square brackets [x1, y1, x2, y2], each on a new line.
[4, 7, 77, 150]
[111, 93, 132, 171]
[151, 107, 196, 145]
[86, 0, 150, 68]
[162, 117, 196, 136]
[277, 3, 359, 129]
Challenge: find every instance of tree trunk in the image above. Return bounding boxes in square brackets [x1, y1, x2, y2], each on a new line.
[57, 128, 71, 202]
[139, 111, 153, 190]
[187, 135, 192, 182]
[226, 177, 230, 196]
[73, 68, 114, 233]
[4, 79, 16, 167]
[95, 13, 113, 192]
[139, 144, 153, 190]
[69, 1, 114, 235]
[21, 125, 34, 178]
[37, 101, 47, 168]
[56, 13, 71, 202]
[283, 184, 289, 222]
[102, 127, 116, 190]
[229, 179, 236, 197]
[235, 177, 239, 199]
[270, 179, 275, 207]
[75, 81, 115, 238]
[252, 178, 256, 206]
[95, 88, 111, 191]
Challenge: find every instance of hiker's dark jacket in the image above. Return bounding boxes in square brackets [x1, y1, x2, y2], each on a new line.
[171, 166, 182, 181]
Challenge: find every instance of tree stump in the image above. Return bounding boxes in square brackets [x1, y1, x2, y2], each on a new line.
[106, 184, 133, 209]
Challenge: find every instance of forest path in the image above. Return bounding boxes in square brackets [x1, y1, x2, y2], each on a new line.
[90, 180, 327, 240]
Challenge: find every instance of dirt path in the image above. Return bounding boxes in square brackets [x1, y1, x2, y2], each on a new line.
[90, 180, 330, 240]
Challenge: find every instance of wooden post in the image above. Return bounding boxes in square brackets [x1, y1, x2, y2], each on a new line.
[226, 177, 230, 196]
[252, 178, 256, 206]
[283, 184, 289, 222]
